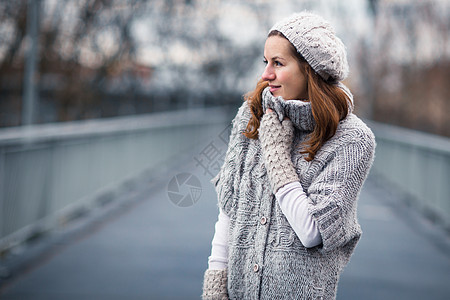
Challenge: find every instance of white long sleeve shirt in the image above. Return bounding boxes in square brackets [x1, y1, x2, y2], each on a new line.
[208, 181, 322, 270]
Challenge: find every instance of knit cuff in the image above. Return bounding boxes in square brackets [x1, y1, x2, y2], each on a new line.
[202, 269, 229, 300]
[259, 112, 298, 193]
[268, 161, 299, 193]
[308, 198, 361, 254]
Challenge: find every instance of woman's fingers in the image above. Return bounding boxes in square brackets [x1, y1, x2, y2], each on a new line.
[265, 108, 290, 121]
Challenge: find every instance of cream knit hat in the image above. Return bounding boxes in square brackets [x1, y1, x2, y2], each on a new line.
[270, 11, 349, 82]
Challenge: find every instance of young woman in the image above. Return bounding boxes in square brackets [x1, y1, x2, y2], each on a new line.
[202, 11, 376, 300]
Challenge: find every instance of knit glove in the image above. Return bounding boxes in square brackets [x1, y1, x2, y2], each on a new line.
[259, 110, 299, 193]
[202, 269, 229, 300]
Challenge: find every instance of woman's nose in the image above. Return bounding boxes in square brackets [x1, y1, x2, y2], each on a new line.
[261, 65, 275, 81]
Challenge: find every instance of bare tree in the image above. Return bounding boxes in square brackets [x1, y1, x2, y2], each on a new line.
[356, 0, 450, 137]
[0, 0, 149, 125]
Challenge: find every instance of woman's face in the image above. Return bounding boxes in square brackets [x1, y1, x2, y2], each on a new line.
[262, 36, 308, 100]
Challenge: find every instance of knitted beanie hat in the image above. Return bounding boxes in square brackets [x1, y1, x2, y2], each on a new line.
[270, 11, 349, 82]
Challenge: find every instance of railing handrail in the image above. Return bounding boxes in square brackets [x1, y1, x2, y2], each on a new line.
[365, 120, 450, 155]
[0, 106, 232, 252]
[0, 106, 230, 146]
[366, 119, 450, 230]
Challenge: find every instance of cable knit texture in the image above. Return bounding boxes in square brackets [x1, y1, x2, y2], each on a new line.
[259, 111, 298, 193]
[202, 269, 229, 300]
[271, 11, 349, 82]
[211, 86, 376, 299]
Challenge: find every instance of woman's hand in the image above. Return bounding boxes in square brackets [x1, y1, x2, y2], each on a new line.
[202, 269, 229, 300]
[259, 109, 298, 193]
[266, 108, 289, 120]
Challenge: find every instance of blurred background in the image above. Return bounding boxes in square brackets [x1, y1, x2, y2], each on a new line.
[0, 0, 449, 299]
[1, 0, 448, 133]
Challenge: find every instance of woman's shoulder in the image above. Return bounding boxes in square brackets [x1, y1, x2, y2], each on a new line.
[308, 114, 375, 173]
[332, 113, 376, 150]
[236, 100, 251, 118]
[340, 113, 374, 132]
[231, 100, 251, 130]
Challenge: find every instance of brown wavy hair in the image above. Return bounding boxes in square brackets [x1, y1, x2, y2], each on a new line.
[243, 31, 352, 161]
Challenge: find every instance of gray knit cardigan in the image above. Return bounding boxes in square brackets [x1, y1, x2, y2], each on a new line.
[212, 87, 376, 299]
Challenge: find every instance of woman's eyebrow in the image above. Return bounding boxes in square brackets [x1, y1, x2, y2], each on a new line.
[263, 55, 287, 61]
[271, 56, 286, 61]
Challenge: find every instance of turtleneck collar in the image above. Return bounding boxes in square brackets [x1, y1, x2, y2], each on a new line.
[262, 87, 315, 132]
[261, 82, 354, 132]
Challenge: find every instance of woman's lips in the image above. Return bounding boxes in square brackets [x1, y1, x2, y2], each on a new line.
[269, 85, 281, 93]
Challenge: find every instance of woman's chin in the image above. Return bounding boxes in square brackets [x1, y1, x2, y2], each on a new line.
[271, 91, 284, 99]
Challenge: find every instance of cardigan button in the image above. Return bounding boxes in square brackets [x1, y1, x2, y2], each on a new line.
[260, 216, 267, 225]
[253, 263, 259, 272]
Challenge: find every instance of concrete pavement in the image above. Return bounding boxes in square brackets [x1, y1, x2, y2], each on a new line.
[0, 135, 449, 299]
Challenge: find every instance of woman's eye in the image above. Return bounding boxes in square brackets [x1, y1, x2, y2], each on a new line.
[263, 59, 282, 66]
[274, 61, 283, 66]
